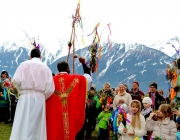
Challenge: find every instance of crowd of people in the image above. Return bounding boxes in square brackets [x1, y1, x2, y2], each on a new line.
[1, 48, 180, 140]
[0, 71, 18, 124]
[81, 80, 178, 140]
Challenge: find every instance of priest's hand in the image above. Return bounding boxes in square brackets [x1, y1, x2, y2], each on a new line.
[79, 57, 91, 75]
[79, 57, 86, 64]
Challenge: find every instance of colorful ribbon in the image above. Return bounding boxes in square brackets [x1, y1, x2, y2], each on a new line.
[3, 88, 7, 100]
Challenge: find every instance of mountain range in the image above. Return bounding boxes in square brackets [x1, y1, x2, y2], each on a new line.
[1, 36, 179, 96]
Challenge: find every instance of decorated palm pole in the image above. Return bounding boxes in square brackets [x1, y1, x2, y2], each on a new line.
[167, 36, 180, 108]
[66, 1, 112, 74]
[67, 1, 82, 74]
[85, 23, 112, 74]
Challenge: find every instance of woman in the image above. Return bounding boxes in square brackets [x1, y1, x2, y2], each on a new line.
[113, 83, 132, 111]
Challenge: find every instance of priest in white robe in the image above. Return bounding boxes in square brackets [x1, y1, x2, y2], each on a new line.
[10, 48, 55, 140]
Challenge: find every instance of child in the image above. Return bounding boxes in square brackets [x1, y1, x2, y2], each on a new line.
[141, 97, 153, 140]
[86, 86, 98, 139]
[118, 100, 146, 140]
[98, 104, 112, 140]
[141, 97, 153, 119]
[146, 104, 177, 140]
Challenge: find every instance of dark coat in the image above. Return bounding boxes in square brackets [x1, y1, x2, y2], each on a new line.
[146, 91, 166, 110]
[128, 89, 144, 103]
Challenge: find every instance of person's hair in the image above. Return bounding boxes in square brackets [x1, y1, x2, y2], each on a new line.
[119, 82, 125, 87]
[131, 100, 141, 129]
[158, 89, 164, 95]
[104, 82, 111, 87]
[1, 71, 9, 78]
[57, 61, 69, 72]
[30, 48, 41, 58]
[159, 104, 173, 120]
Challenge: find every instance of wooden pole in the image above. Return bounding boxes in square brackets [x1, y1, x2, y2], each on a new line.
[73, 27, 76, 74]
[67, 26, 74, 62]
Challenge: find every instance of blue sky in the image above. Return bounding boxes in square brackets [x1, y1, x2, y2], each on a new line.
[0, 0, 180, 53]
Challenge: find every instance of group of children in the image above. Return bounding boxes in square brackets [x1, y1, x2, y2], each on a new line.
[85, 88, 178, 140]
[106, 98, 177, 140]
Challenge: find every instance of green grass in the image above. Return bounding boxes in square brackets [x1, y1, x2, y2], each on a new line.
[0, 122, 11, 140]
[0, 123, 112, 140]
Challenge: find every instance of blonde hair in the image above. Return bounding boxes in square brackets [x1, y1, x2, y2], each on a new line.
[131, 100, 141, 129]
[104, 82, 111, 87]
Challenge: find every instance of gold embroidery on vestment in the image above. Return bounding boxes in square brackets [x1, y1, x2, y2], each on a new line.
[56, 77, 79, 140]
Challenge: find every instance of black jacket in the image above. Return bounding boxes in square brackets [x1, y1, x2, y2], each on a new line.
[146, 91, 166, 110]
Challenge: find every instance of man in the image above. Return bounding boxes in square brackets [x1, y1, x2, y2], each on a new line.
[10, 48, 55, 140]
[146, 82, 165, 111]
[46, 57, 92, 140]
[128, 81, 144, 104]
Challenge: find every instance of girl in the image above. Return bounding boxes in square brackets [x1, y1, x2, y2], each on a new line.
[118, 100, 146, 140]
[146, 104, 177, 140]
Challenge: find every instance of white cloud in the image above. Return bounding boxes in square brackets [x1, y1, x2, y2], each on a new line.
[0, 0, 180, 53]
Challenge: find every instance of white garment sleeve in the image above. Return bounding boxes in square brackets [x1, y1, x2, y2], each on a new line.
[44, 70, 55, 100]
[12, 64, 23, 90]
[83, 74, 92, 84]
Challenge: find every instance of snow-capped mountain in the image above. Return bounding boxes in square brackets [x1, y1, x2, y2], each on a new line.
[49, 42, 173, 94]
[0, 38, 174, 94]
[149, 36, 180, 58]
[1, 37, 69, 65]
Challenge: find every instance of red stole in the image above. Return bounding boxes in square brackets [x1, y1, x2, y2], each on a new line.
[46, 73, 87, 140]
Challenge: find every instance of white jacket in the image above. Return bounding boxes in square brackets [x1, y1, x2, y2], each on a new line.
[118, 114, 146, 140]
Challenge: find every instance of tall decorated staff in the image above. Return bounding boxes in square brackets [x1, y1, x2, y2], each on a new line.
[170, 85, 180, 110]
[67, 0, 83, 74]
[167, 37, 180, 102]
[86, 23, 112, 73]
[166, 64, 178, 102]
[23, 31, 41, 51]
[31, 40, 40, 49]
